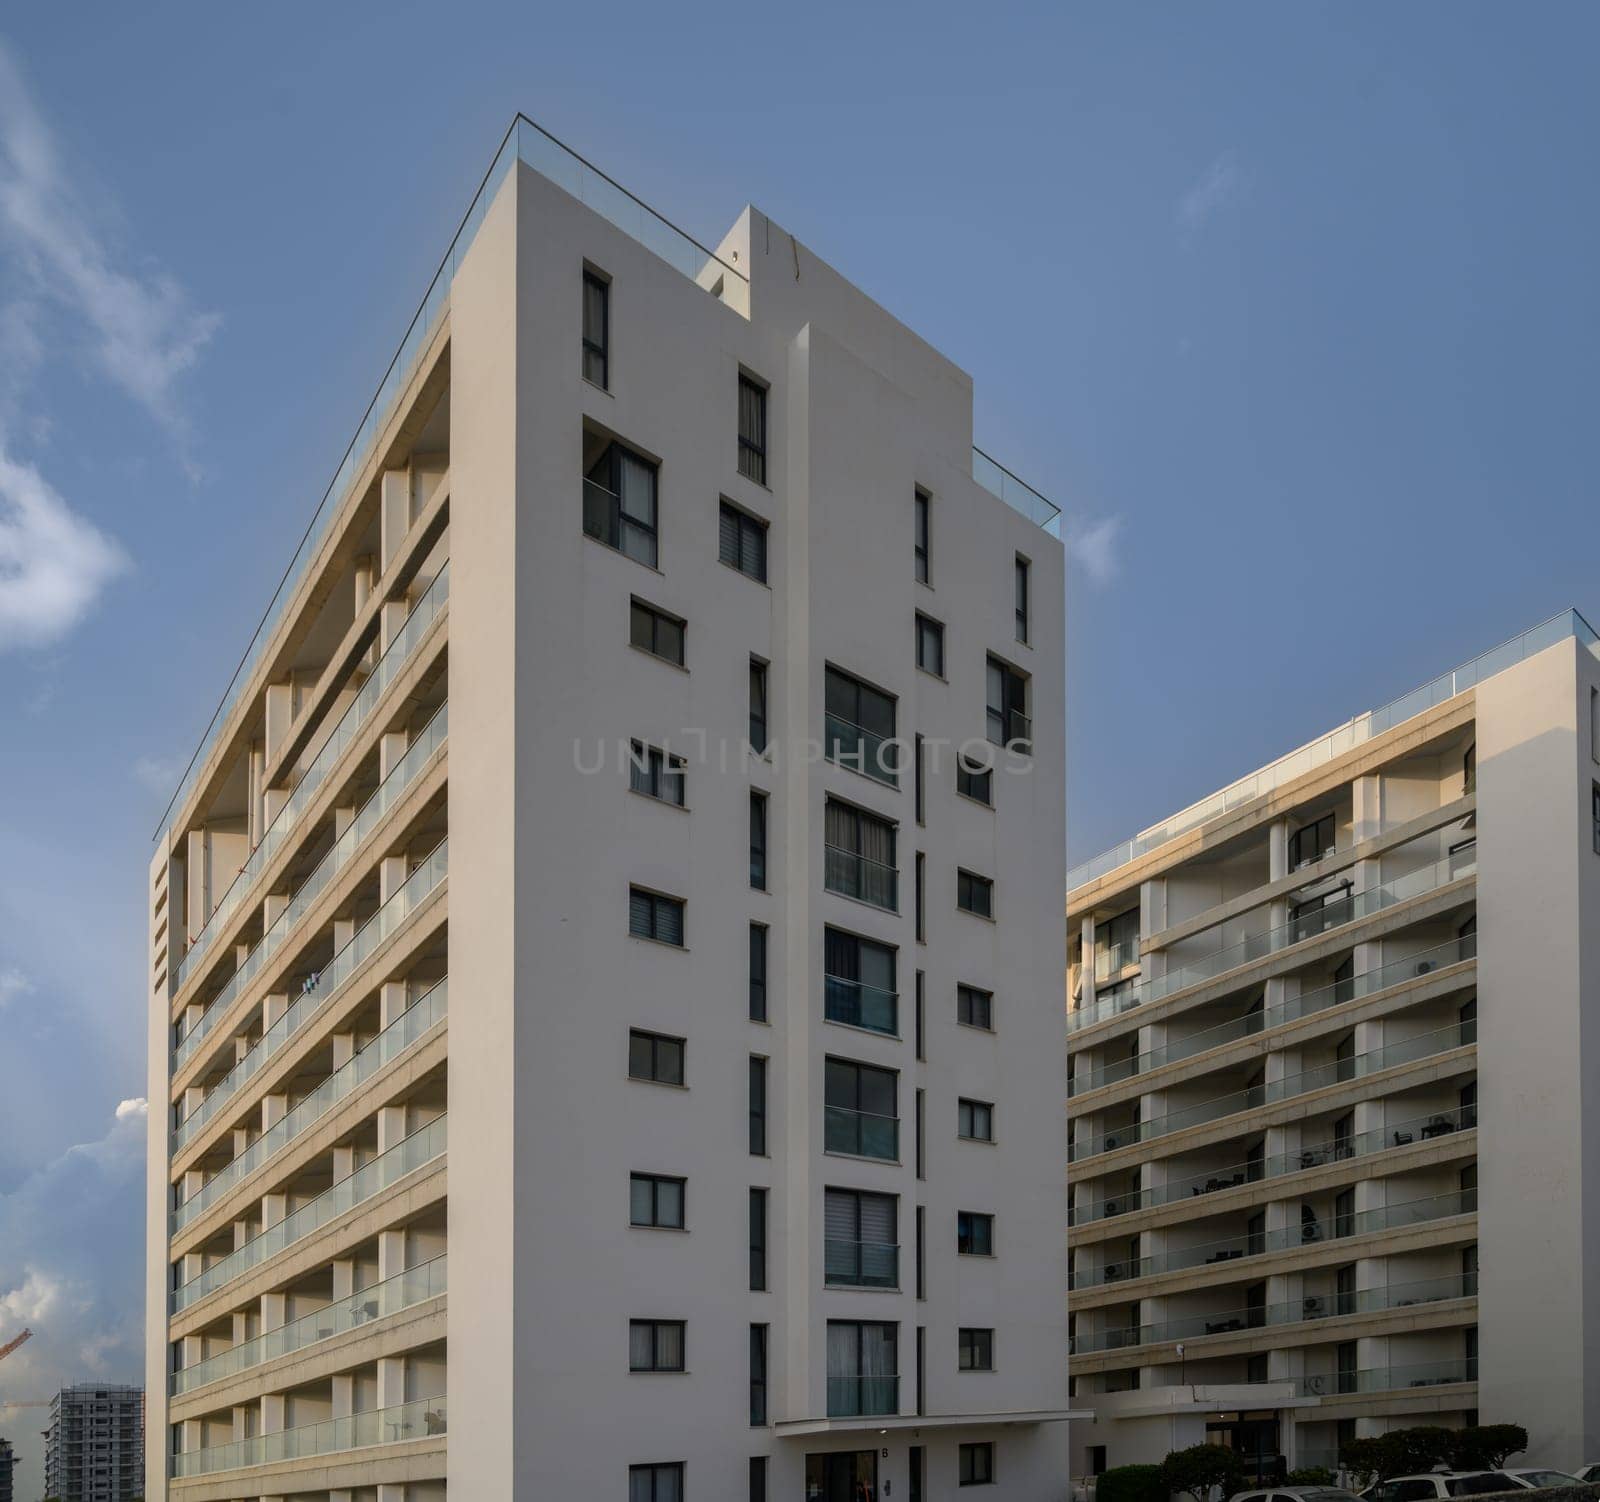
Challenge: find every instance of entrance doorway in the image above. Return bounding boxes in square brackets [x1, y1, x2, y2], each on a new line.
[1205, 1412, 1283, 1485]
[805, 1450, 879, 1502]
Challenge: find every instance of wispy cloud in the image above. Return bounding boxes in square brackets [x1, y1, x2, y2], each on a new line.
[132, 751, 187, 794]
[1066, 515, 1121, 585]
[1176, 150, 1245, 243]
[0, 965, 30, 1009]
[0, 443, 126, 650]
[0, 39, 219, 450]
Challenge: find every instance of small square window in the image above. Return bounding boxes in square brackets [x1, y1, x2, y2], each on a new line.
[629, 1319, 685, 1372]
[720, 500, 769, 582]
[958, 1327, 994, 1371]
[916, 613, 945, 677]
[630, 599, 686, 667]
[960, 1441, 995, 1486]
[957, 985, 993, 1030]
[957, 753, 993, 806]
[628, 1029, 685, 1086]
[957, 869, 994, 919]
[630, 1172, 685, 1229]
[629, 741, 685, 806]
[629, 886, 685, 946]
[958, 1098, 994, 1142]
[957, 1211, 993, 1256]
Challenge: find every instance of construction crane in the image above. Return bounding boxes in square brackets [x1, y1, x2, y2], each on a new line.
[0, 1329, 30, 1366]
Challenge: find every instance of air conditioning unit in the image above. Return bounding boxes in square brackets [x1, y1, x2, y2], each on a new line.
[1105, 1200, 1121, 1216]
[1105, 1134, 1121, 1150]
[1416, 960, 1435, 976]
[1303, 1296, 1324, 1316]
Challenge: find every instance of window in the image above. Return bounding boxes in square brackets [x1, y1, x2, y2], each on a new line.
[915, 970, 925, 1059]
[957, 753, 992, 805]
[1459, 1079, 1478, 1130]
[1333, 1185, 1355, 1239]
[914, 488, 930, 583]
[824, 927, 898, 1035]
[1460, 1161, 1478, 1211]
[1462, 1242, 1479, 1297]
[1459, 995, 1477, 1045]
[1336, 1339, 1358, 1395]
[1014, 555, 1030, 643]
[825, 1321, 897, 1417]
[825, 665, 899, 786]
[628, 1029, 685, 1086]
[957, 1211, 993, 1256]
[1288, 812, 1336, 869]
[582, 269, 609, 388]
[749, 1056, 768, 1155]
[750, 1457, 768, 1502]
[749, 1186, 768, 1290]
[629, 887, 684, 946]
[630, 1463, 684, 1502]
[960, 1442, 995, 1486]
[985, 656, 1030, 752]
[824, 1056, 898, 1160]
[630, 599, 685, 667]
[824, 799, 898, 910]
[915, 1205, 926, 1299]
[914, 734, 926, 824]
[915, 851, 926, 939]
[749, 658, 769, 753]
[958, 1327, 994, 1371]
[957, 985, 993, 1030]
[584, 437, 657, 567]
[750, 1323, 769, 1425]
[957, 869, 994, 919]
[749, 923, 769, 1023]
[1464, 741, 1477, 794]
[629, 742, 685, 806]
[720, 500, 768, 582]
[1594, 783, 1600, 855]
[958, 1098, 994, 1142]
[916, 613, 945, 676]
[750, 791, 768, 890]
[629, 1319, 685, 1372]
[630, 1173, 685, 1229]
[1332, 954, 1355, 1005]
[1335, 1261, 1357, 1316]
[738, 373, 768, 484]
[825, 1187, 898, 1288]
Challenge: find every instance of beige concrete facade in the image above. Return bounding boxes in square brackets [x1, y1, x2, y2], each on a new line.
[1067, 621, 1600, 1480]
[146, 119, 1071, 1501]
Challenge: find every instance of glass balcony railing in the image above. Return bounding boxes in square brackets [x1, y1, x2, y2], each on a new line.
[1072, 1271, 1474, 1354]
[824, 1239, 899, 1289]
[1071, 1020, 1474, 1161]
[172, 565, 450, 996]
[824, 846, 898, 912]
[1069, 855, 1476, 1035]
[824, 712, 900, 787]
[826, 1375, 899, 1419]
[171, 840, 447, 1156]
[1069, 609, 1596, 891]
[171, 1255, 447, 1396]
[1072, 1187, 1475, 1288]
[824, 1106, 899, 1162]
[171, 1394, 447, 1478]
[971, 448, 1062, 537]
[172, 979, 447, 1232]
[1072, 930, 1478, 1093]
[1070, 1102, 1477, 1226]
[173, 701, 448, 1072]
[824, 975, 898, 1035]
[1298, 1357, 1476, 1398]
[1095, 938, 1141, 981]
[172, 1116, 446, 1314]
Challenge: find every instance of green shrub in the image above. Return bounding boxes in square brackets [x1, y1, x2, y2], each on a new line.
[1286, 1468, 1337, 1486]
[1160, 1445, 1247, 1502]
[1097, 1464, 1167, 1502]
[1449, 1426, 1529, 1470]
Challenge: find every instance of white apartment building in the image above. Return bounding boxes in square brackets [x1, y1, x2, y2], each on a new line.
[1064, 613, 1600, 1480]
[145, 116, 1073, 1502]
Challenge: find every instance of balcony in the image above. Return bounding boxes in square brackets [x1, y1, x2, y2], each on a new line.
[171, 1255, 447, 1396]
[824, 1239, 899, 1289]
[1298, 1356, 1475, 1397]
[824, 1106, 898, 1162]
[171, 1395, 446, 1478]
[173, 979, 447, 1232]
[825, 712, 900, 788]
[172, 565, 449, 996]
[172, 1116, 447, 1313]
[1069, 853, 1476, 1035]
[581, 476, 656, 567]
[824, 846, 898, 912]
[172, 840, 448, 1155]
[173, 701, 448, 1072]
[824, 975, 898, 1035]
[826, 1375, 899, 1419]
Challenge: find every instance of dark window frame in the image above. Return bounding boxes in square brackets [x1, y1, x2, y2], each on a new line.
[958, 1097, 995, 1142]
[628, 1028, 685, 1086]
[719, 499, 769, 583]
[750, 789, 769, 890]
[630, 598, 686, 667]
[957, 1210, 994, 1257]
[958, 1327, 994, 1371]
[749, 1055, 768, 1156]
[1014, 554, 1030, 643]
[957, 752, 993, 806]
[630, 1172, 686, 1229]
[585, 437, 658, 567]
[749, 1323, 769, 1426]
[738, 373, 768, 485]
[749, 1185, 768, 1290]
[630, 1462, 685, 1500]
[749, 657, 769, 754]
[914, 487, 931, 583]
[915, 612, 945, 677]
[582, 267, 609, 389]
[629, 1318, 686, 1372]
[957, 869, 995, 919]
[824, 925, 899, 1037]
[960, 1441, 995, 1486]
[957, 984, 994, 1031]
[985, 655, 1031, 753]
[824, 664, 900, 787]
[824, 796, 899, 911]
[748, 923, 769, 1023]
[629, 886, 685, 946]
[629, 741, 686, 806]
[1288, 811, 1336, 869]
[824, 1055, 899, 1161]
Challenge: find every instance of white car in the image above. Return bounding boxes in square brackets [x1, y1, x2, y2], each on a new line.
[1362, 1474, 1523, 1501]
[1573, 1468, 1600, 1486]
[1500, 1472, 1587, 1490]
[1233, 1488, 1364, 1502]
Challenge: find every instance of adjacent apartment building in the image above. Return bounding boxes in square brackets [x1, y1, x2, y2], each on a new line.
[0, 1436, 15, 1502]
[145, 116, 1072, 1501]
[43, 1384, 145, 1502]
[1065, 612, 1600, 1478]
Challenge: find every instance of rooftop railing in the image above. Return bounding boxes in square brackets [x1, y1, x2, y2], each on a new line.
[171, 1394, 446, 1478]
[1069, 608, 1599, 891]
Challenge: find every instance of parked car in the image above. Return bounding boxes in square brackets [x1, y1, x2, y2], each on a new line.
[1500, 1472, 1587, 1490]
[1362, 1474, 1524, 1501]
[1572, 1468, 1600, 1486]
[1233, 1488, 1364, 1502]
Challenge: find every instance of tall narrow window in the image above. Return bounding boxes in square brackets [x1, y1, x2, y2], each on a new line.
[1014, 555, 1030, 643]
[720, 500, 769, 582]
[915, 613, 945, 677]
[915, 1205, 926, 1298]
[750, 1457, 768, 1502]
[914, 734, 926, 824]
[915, 970, 925, 1059]
[749, 658, 770, 754]
[738, 374, 768, 484]
[749, 1186, 768, 1290]
[915, 1087, 925, 1178]
[914, 488, 931, 583]
[985, 656, 1031, 752]
[750, 791, 768, 890]
[583, 436, 657, 567]
[915, 852, 926, 940]
[749, 1056, 768, 1155]
[749, 1324, 769, 1425]
[582, 269, 609, 388]
[749, 923, 769, 1023]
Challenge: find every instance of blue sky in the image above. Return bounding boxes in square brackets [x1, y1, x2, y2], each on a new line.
[0, 2, 1595, 1485]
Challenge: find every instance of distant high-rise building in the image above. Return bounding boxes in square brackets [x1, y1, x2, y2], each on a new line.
[0, 1436, 16, 1502]
[43, 1385, 144, 1502]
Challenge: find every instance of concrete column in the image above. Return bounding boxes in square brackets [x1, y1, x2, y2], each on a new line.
[263, 992, 289, 1028]
[333, 916, 356, 950]
[233, 1126, 250, 1157]
[377, 1353, 406, 1410]
[334, 803, 358, 838]
[186, 828, 210, 935]
[261, 1190, 287, 1229]
[248, 743, 265, 847]
[180, 1332, 204, 1370]
[232, 1404, 251, 1442]
[380, 468, 409, 573]
[262, 1092, 287, 1131]
[1269, 817, 1291, 883]
[380, 597, 411, 653]
[263, 783, 288, 827]
[332, 1373, 354, 1420]
[332, 1030, 356, 1068]
[333, 1143, 355, 1181]
[180, 1417, 203, 1455]
[260, 1291, 286, 1332]
[262, 891, 287, 928]
[378, 853, 409, 905]
[378, 1227, 407, 1281]
[182, 1167, 204, 1200]
[263, 681, 293, 768]
[1078, 914, 1096, 1017]
[183, 1082, 205, 1117]
[379, 728, 409, 782]
[232, 1310, 250, 1345]
[260, 1391, 285, 1436]
[182, 1250, 205, 1283]
[377, 1104, 408, 1155]
[380, 980, 409, 1029]
[354, 554, 376, 615]
[332, 1258, 355, 1300]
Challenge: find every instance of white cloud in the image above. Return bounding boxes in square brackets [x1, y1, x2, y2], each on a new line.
[0, 40, 219, 449]
[1177, 150, 1245, 241]
[0, 443, 126, 650]
[0, 965, 30, 1009]
[114, 1096, 148, 1121]
[1066, 515, 1121, 585]
[132, 752, 186, 794]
